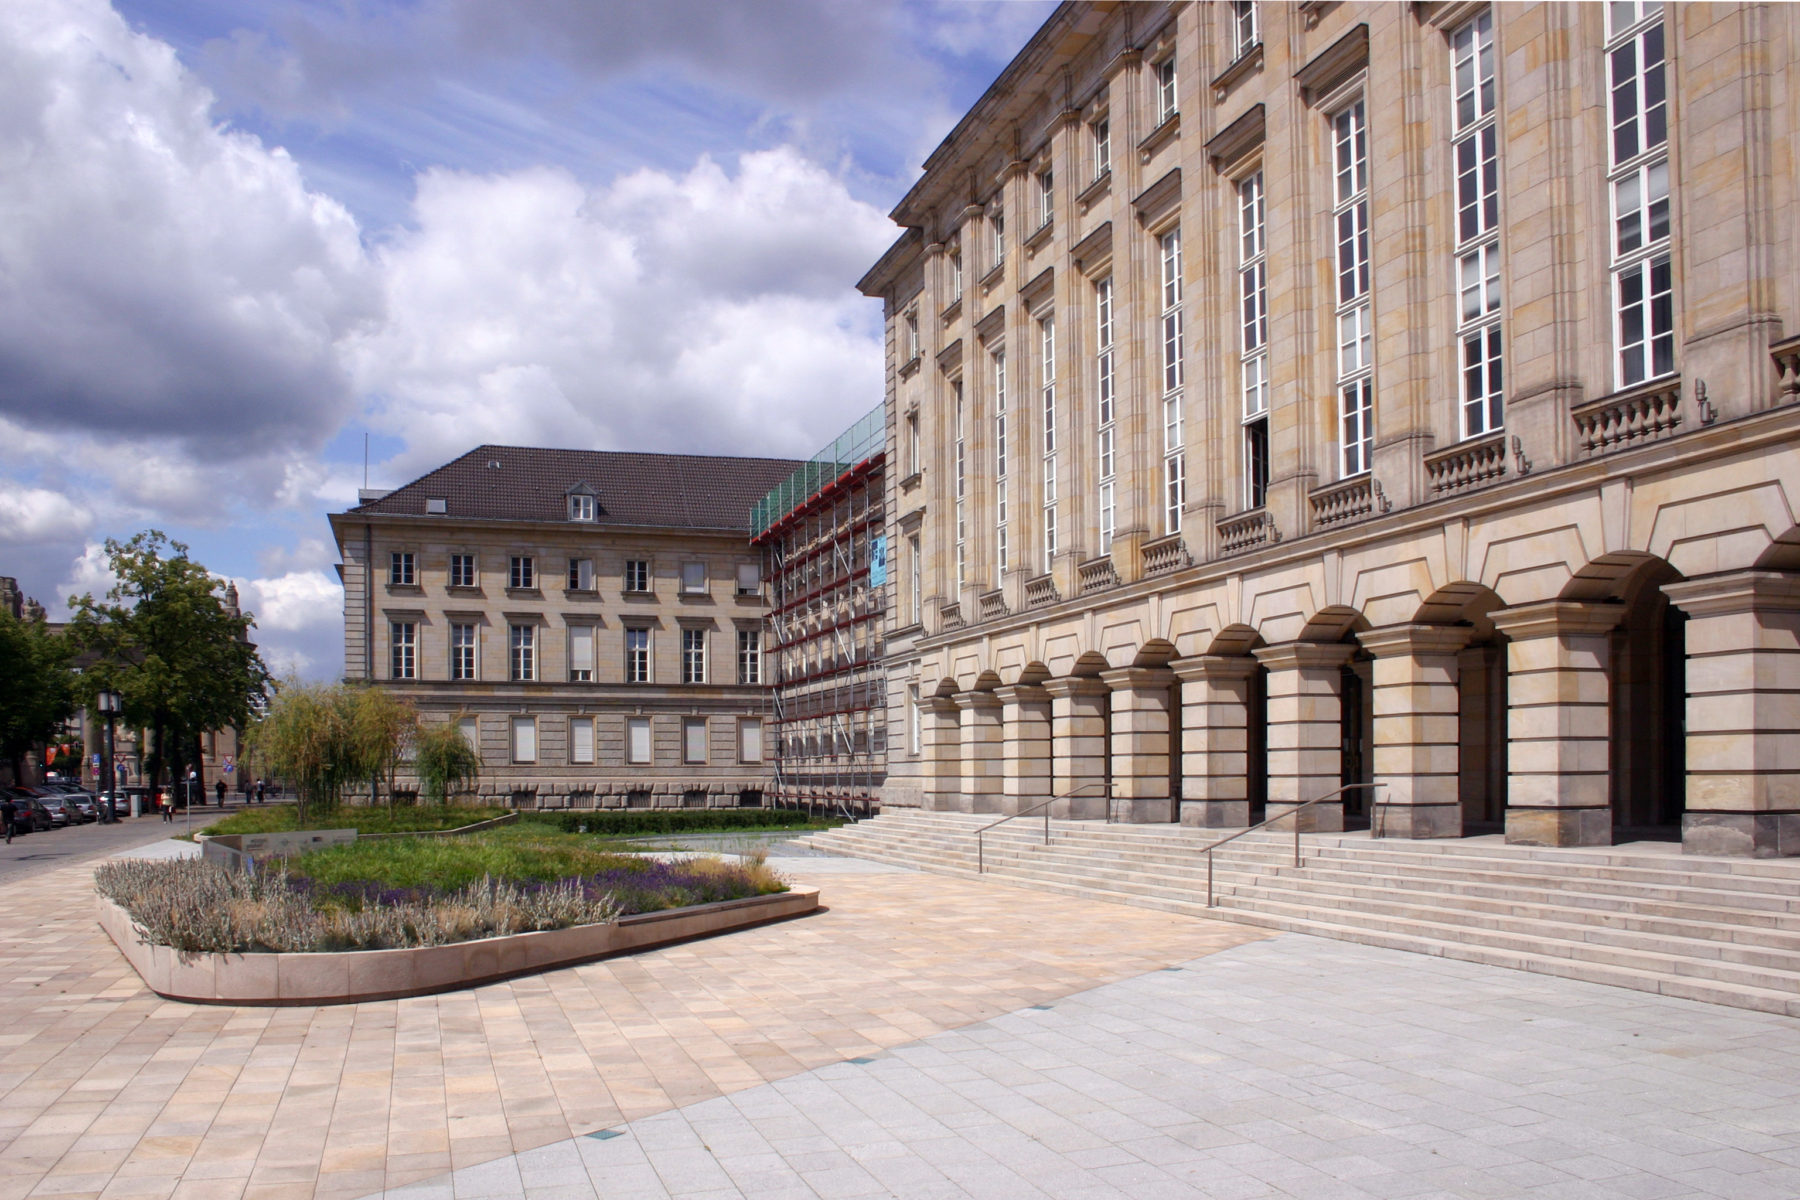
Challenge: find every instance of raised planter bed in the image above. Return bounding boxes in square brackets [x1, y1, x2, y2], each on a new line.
[96, 885, 820, 1006]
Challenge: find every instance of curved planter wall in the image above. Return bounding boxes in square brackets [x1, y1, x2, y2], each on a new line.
[96, 886, 820, 1006]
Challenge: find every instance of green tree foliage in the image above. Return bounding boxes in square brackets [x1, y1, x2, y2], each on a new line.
[249, 682, 419, 825]
[0, 608, 75, 779]
[413, 717, 482, 806]
[67, 531, 270, 788]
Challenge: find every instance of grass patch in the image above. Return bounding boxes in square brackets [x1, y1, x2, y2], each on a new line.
[519, 809, 845, 837]
[199, 804, 509, 838]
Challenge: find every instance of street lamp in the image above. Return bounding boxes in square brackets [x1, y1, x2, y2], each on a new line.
[96, 691, 121, 822]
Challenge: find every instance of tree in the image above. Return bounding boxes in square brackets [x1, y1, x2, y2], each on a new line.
[67, 531, 270, 789]
[0, 608, 75, 782]
[413, 717, 482, 806]
[249, 682, 419, 825]
[348, 686, 418, 808]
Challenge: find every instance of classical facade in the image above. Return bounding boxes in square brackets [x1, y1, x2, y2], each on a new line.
[329, 447, 800, 808]
[860, 2, 1800, 855]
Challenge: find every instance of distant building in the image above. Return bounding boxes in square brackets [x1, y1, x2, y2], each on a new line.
[329, 446, 802, 809]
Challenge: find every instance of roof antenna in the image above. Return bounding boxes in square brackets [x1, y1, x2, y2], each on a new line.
[363, 432, 369, 490]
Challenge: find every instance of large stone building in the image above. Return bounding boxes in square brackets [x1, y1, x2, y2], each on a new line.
[329, 447, 800, 808]
[859, 1, 1800, 855]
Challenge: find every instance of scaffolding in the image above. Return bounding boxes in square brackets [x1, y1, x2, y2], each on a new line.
[750, 405, 887, 817]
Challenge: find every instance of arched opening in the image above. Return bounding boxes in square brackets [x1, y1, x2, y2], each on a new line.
[1133, 639, 1181, 803]
[1302, 606, 1373, 829]
[1416, 582, 1509, 833]
[1207, 625, 1268, 824]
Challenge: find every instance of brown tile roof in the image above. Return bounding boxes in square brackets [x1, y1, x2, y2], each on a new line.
[348, 446, 805, 532]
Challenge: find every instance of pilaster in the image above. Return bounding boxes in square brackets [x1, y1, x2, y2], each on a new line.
[1251, 642, 1358, 832]
[995, 683, 1053, 816]
[1170, 655, 1258, 829]
[954, 690, 1005, 815]
[920, 696, 962, 813]
[1043, 676, 1110, 819]
[1099, 667, 1178, 823]
[1355, 624, 1475, 839]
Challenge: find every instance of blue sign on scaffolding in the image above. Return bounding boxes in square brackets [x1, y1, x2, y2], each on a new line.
[869, 535, 888, 586]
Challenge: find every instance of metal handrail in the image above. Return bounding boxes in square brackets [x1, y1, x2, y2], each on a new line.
[1203, 782, 1386, 906]
[975, 783, 1110, 873]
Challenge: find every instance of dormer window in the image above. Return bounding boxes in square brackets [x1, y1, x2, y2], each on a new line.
[568, 493, 595, 521]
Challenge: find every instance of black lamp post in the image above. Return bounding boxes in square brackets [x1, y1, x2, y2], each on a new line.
[97, 691, 121, 822]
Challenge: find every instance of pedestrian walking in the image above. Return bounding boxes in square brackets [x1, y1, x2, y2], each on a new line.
[1, 794, 15, 844]
[160, 790, 173, 822]
[255, 778, 265, 804]
[214, 778, 225, 806]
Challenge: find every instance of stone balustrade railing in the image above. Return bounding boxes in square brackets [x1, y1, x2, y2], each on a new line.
[1077, 556, 1120, 594]
[1309, 476, 1377, 529]
[1773, 336, 1800, 408]
[977, 588, 1010, 621]
[939, 602, 965, 631]
[1424, 433, 1508, 496]
[1216, 509, 1280, 555]
[1140, 534, 1191, 577]
[1571, 377, 1683, 458]
[1024, 573, 1060, 608]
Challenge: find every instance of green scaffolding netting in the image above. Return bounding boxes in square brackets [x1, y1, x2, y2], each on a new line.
[749, 403, 884, 539]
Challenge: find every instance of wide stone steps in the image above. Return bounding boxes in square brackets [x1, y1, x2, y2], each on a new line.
[797, 813, 1800, 1016]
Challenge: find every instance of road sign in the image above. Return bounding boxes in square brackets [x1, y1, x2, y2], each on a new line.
[92, 753, 101, 766]
[223, 754, 235, 775]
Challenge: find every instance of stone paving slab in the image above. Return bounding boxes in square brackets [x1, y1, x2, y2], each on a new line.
[0, 846, 1259, 1199]
[361, 934, 1800, 1200]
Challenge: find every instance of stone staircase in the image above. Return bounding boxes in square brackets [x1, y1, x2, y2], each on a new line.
[796, 809, 1800, 1018]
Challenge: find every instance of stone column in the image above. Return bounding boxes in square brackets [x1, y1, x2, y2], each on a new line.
[1663, 571, 1800, 857]
[995, 683, 1053, 816]
[1170, 655, 1258, 829]
[1043, 676, 1109, 819]
[954, 690, 1004, 815]
[920, 696, 962, 812]
[1355, 625, 1474, 839]
[1490, 601, 1623, 847]
[1252, 642, 1358, 831]
[1099, 667, 1178, 823]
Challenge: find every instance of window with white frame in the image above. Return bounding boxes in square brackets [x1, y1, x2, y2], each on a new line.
[1090, 115, 1111, 180]
[683, 717, 707, 764]
[509, 555, 534, 589]
[737, 629, 761, 684]
[681, 627, 706, 684]
[1239, 171, 1272, 509]
[1159, 227, 1186, 534]
[991, 207, 1005, 271]
[450, 623, 477, 680]
[623, 559, 649, 593]
[1607, 2, 1673, 387]
[1231, 1, 1259, 59]
[449, 553, 475, 588]
[905, 311, 920, 361]
[567, 557, 594, 590]
[953, 378, 967, 593]
[680, 561, 707, 594]
[907, 533, 921, 624]
[390, 621, 416, 679]
[906, 411, 920, 476]
[949, 247, 963, 301]
[1095, 276, 1117, 555]
[509, 623, 535, 681]
[1039, 314, 1058, 566]
[568, 624, 594, 682]
[624, 627, 649, 683]
[389, 552, 414, 586]
[568, 493, 595, 521]
[1452, 13, 1505, 438]
[738, 717, 763, 764]
[993, 348, 1008, 583]
[627, 717, 651, 764]
[511, 716, 536, 763]
[1332, 98, 1375, 477]
[1154, 56, 1178, 125]
[570, 717, 594, 765]
[1036, 169, 1054, 228]
[908, 684, 921, 757]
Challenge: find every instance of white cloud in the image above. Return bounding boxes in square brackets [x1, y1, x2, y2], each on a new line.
[0, 486, 94, 546]
[240, 569, 340, 634]
[56, 542, 118, 610]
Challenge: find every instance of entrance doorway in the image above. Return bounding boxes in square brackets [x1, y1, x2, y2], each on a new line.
[1340, 656, 1374, 828]
[1611, 578, 1687, 839]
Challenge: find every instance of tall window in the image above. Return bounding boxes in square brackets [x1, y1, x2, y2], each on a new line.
[683, 717, 708, 764]
[906, 412, 920, 475]
[1451, 14, 1505, 438]
[511, 717, 536, 764]
[1154, 56, 1178, 125]
[1332, 99, 1374, 477]
[1232, 1, 1259, 58]
[509, 555, 534, 589]
[568, 624, 594, 682]
[388, 552, 414, 586]
[991, 207, 1006, 271]
[1159, 228, 1185, 535]
[1608, 2, 1673, 387]
[390, 621, 415, 679]
[627, 717, 651, 764]
[509, 624, 535, 681]
[738, 717, 763, 764]
[623, 559, 649, 593]
[625, 627, 649, 683]
[1037, 169, 1054, 228]
[681, 627, 707, 684]
[568, 557, 594, 590]
[570, 718, 594, 765]
[993, 349, 1009, 582]
[907, 533, 922, 623]
[450, 623, 477, 680]
[449, 553, 475, 588]
[737, 629, 761, 684]
[953, 379, 967, 593]
[1090, 115, 1111, 180]
[1239, 172, 1271, 509]
[949, 248, 963, 301]
[1039, 315, 1058, 566]
[1095, 277, 1117, 555]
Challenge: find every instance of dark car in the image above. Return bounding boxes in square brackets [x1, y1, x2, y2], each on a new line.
[3, 793, 54, 834]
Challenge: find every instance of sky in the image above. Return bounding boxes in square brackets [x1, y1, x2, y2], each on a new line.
[0, 0, 1053, 679]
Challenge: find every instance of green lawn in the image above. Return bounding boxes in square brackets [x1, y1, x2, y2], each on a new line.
[198, 804, 509, 838]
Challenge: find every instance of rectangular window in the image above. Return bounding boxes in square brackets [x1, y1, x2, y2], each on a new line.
[1095, 276, 1117, 554]
[509, 624, 535, 681]
[908, 684, 921, 757]
[683, 717, 707, 764]
[570, 717, 594, 765]
[1609, 20, 1667, 165]
[450, 623, 477, 681]
[568, 494, 595, 521]
[458, 716, 479, 752]
[1232, 0, 1258, 58]
[737, 629, 761, 684]
[509, 556, 534, 590]
[1340, 378, 1375, 477]
[905, 412, 920, 476]
[1154, 57, 1177, 125]
[1037, 169, 1054, 227]
[991, 208, 1005, 270]
[623, 559, 649, 593]
[908, 533, 922, 624]
[681, 627, 706, 684]
[1461, 325, 1505, 440]
[390, 621, 415, 679]
[905, 312, 920, 361]
[1608, 5, 1673, 389]
[568, 557, 594, 590]
[993, 348, 1008, 582]
[449, 553, 475, 588]
[949, 249, 963, 300]
[953, 379, 967, 592]
[627, 717, 651, 764]
[1332, 99, 1374, 477]
[1091, 116, 1111, 180]
[568, 624, 594, 682]
[736, 561, 760, 596]
[1616, 255, 1675, 386]
[625, 627, 649, 683]
[680, 561, 707, 594]
[388, 552, 414, 586]
[1452, 11, 1506, 440]
[738, 717, 763, 764]
[1244, 417, 1270, 510]
[1159, 228, 1184, 535]
[1239, 171, 1271, 510]
[511, 716, 536, 764]
[1039, 314, 1057, 566]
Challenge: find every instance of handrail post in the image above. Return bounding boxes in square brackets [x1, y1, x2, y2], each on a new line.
[1207, 850, 1214, 907]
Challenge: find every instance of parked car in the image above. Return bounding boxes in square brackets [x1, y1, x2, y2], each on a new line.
[30, 793, 73, 827]
[3, 792, 55, 834]
[67, 796, 98, 822]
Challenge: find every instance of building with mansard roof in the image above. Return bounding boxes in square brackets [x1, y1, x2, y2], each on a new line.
[859, 1, 1800, 855]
